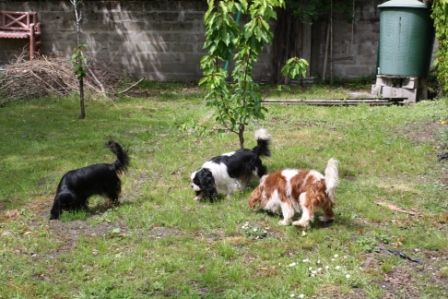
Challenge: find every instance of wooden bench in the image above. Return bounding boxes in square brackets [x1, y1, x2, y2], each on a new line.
[0, 11, 41, 60]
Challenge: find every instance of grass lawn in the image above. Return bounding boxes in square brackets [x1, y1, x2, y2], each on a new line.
[0, 83, 447, 298]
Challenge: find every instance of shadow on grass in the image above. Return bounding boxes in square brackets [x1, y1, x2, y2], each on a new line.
[58, 200, 132, 222]
[254, 209, 365, 231]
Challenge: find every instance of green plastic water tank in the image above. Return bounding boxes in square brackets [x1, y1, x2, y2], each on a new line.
[378, 0, 434, 77]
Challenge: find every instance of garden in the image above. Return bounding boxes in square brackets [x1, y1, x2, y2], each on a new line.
[0, 0, 448, 298]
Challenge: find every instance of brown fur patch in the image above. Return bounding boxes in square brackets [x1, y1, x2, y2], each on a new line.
[248, 186, 262, 209]
[290, 170, 309, 199]
[262, 171, 288, 205]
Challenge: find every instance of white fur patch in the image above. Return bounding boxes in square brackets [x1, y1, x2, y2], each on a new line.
[281, 169, 299, 197]
[222, 151, 235, 157]
[308, 170, 324, 180]
[202, 161, 241, 195]
[293, 192, 311, 227]
[264, 189, 282, 213]
[191, 183, 201, 191]
[255, 128, 271, 141]
[190, 171, 201, 191]
[324, 158, 339, 202]
[279, 201, 295, 225]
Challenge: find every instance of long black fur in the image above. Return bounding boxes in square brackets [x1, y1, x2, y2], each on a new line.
[49, 141, 129, 220]
[193, 168, 218, 201]
[191, 132, 270, 201]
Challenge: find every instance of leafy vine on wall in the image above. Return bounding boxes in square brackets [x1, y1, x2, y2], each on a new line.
[431, 0, 448, 93]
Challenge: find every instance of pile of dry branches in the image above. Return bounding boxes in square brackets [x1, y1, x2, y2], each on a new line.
[0, 56, 119, 100]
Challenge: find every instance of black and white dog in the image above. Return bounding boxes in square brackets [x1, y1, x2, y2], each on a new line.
[50, 141, 129, 220]
[190, 129, 271, 201]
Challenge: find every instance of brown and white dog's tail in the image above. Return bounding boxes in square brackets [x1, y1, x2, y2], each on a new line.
[324, 158, 339, 203]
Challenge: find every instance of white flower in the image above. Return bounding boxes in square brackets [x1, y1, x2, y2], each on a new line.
[335, 266, 341, 270]
[299, 294, 305, 299]
[345, 274, 351, 279]
[334, 254, 339, 258]
[302, 258, 310, 263]
[288, 262, 297, 267]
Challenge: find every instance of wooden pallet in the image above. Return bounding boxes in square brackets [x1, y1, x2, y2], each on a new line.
[262, 97, 406, 106]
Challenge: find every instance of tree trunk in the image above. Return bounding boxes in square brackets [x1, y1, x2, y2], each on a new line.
[79, 77, 85, 119]
[238, 124, 245, 149]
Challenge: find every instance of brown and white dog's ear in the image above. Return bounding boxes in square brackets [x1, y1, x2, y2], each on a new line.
[248, 186, 262, 209]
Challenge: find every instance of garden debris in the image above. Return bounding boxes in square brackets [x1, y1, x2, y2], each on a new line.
[0, 56, 119, 101]
[437, 152, 448, 161]
[382, 248, 422, 264]
[375, 200, 422, 216]
[241, 222, 268, 239]
[4, 209, 20, 219]
[117, 78, 144, 95]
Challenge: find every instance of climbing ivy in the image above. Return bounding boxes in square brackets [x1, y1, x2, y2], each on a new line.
[287, 0, 355, 23]
[432, 0, 448, 93]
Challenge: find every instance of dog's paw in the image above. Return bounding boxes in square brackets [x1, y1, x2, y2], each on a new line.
[278, 219, 291, 226]
[318, 215, 334, 222]
[292, 219, 310, 228]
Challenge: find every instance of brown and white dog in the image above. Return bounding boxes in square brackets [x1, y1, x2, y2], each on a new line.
[248, 158, 339, 228]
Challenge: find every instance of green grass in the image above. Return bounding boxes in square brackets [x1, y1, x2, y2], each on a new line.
[0, 84, 447, 298]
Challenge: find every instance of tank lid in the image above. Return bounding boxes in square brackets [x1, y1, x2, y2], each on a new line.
[378, 0, 427, 9]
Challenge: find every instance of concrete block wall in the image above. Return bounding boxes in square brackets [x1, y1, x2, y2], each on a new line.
[311, 0, 380, 80]
[0, 0, 380, 82]
[0, 0, 210, 81]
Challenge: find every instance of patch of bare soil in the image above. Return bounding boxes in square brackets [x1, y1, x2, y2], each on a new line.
[313, 284, 366, 299]
[381, 267, 420, 298]
[48, 219, 127, 254]
[362, 249, 448, 298]
[124, 170, 152, 202]
[148, 226, 184, 238]
[125, 86, 201, 98]
[397, 121, 442, 145]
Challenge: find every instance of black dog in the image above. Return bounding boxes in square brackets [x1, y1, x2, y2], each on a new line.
[50, 141, 129, 219]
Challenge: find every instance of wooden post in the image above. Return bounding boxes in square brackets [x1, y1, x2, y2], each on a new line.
[29, 23, 35, 60]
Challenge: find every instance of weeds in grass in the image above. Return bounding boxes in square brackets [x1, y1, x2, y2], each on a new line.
[0, 84, 447, 298]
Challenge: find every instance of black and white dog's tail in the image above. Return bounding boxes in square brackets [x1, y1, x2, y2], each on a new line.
[106, 140, 129, 173]
[252, 128, 271, 157]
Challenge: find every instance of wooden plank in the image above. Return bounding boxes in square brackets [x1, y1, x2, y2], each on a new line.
[262, 98, 405, 107]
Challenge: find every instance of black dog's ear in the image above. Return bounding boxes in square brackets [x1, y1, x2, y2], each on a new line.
[50, 197, 61, 220]
[197, 169, 218, 202]
[252, 158, 267, 178]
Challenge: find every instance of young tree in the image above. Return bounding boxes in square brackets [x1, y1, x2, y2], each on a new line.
[69, 0, 87, 119]
[200, 0, 285, 148]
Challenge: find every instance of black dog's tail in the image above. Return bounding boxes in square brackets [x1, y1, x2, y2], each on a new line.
[252, 128, 271, 157]
[106, 140, 129, 173]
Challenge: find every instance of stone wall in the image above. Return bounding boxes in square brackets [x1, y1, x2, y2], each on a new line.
[0, 0, 381, 81]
